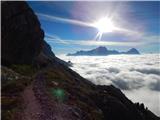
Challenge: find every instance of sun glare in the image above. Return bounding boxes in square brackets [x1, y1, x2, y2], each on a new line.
[94, 17, 115, 33]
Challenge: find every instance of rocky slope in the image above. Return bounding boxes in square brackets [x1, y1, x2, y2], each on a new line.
[67, 46, 140, 56]
[1, 1, 159, 120]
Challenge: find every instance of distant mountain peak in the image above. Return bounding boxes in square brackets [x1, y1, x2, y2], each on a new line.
[94, 46, 107, 51]
[127, 48, 140, 54]
[92, 46, 108, 54]
[67, 47, 140, 56]
[129, 48, 138, 51]
[96, 46, 107, 50]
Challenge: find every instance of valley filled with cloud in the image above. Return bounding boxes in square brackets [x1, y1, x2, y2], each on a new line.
[59, 54, 160, 116]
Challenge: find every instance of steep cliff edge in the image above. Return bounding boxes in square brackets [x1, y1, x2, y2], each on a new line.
[1, 1, 159, 120]
[2, 1, 69, 67]
[2, 1, 44, 65]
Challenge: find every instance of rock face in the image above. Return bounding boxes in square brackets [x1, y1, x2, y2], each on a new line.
[67, 46, 140, 56]
[2, 1, 44, 65]
[34, 41, 71, 67]
[2, 1, 69, 67]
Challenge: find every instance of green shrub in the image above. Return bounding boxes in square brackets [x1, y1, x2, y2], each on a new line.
[10, 64, 36, 76]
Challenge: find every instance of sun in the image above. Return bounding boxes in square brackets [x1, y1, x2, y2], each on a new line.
[94, 17, 115, 33]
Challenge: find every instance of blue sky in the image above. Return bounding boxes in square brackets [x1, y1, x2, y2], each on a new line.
[27, 1, 160, 54]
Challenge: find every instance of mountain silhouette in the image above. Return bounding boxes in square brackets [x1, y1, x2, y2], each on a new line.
[67, 46, 140, 56]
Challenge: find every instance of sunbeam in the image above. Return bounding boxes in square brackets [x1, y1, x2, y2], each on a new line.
[37, 13, 144, 41]
[37, 13, 93, 28]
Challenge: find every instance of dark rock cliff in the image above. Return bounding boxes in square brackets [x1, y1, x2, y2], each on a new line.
[2, 1, 44, 65]
[34, 40, 71, 67]
[2, 1, 69, 67]
[1, 1, 159, 120]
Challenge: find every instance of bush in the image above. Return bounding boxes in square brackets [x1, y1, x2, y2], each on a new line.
[10, 64, 36, 76]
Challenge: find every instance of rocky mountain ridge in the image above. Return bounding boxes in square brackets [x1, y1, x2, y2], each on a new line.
[67, 46, 140, 56]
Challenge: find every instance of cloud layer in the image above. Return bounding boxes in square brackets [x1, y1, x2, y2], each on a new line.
[59, 54, 160, 116]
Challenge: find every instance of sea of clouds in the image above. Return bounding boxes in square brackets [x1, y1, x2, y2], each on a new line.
[58, 54, 160, 116]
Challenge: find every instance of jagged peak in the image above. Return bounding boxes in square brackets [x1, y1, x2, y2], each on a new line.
[95, 46, 108, 51]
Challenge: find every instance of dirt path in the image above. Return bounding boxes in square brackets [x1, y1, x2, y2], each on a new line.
[21, 73, 85, 120]
[22, 84, 42, 120]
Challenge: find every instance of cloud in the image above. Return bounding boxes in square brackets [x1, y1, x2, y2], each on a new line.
[149, 79, 160, 91]
[112, 71, 145, 90]
[67, 40, 144, 46]
[130, 67, 160, 75]
[45, 35, 147, 47]
[59, 54, 160, 91]
[58, 54, 160, 115]
[107, 67, 120, 73]
[37, 13, 93, 28]
[45, 33, 69, 44]
[45, 33, 160, 49]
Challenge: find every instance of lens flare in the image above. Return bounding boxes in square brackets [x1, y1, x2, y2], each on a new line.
[52, 88, 65, 102]
[94, 17, 115, 33]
